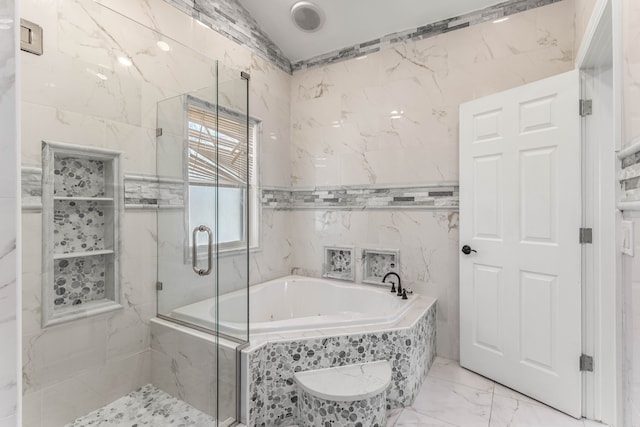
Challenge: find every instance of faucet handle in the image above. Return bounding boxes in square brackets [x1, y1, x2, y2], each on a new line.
[402, 289, 408, 300]
[389, 283, 396, 293]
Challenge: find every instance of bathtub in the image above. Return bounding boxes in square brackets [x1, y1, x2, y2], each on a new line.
[170, 275, 418, 336]
[165, 274, 437, 425]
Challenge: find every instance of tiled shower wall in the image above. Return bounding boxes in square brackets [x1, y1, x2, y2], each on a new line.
[288, 0, 577, 360]
[0, 0, 19, 425]
[19, 0, 291, 424]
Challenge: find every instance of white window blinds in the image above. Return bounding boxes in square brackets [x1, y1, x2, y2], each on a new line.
[187, 104, 254, 187]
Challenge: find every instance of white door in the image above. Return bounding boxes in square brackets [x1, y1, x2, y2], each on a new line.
[459, 70, 582, 417]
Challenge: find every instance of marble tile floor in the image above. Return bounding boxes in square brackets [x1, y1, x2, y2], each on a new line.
[69, 358, 607, 427]
[65, 384, 215, 427]
[385, 357, 607, 427]
[243, 357, 609, 427]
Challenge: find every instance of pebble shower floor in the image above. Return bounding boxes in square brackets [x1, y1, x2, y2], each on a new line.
[65, 384, 215, 426]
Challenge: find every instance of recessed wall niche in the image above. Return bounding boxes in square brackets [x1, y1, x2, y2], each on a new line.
[42, 141, 123, 327]
[362, 249, 400, 285]
[323, 246, 355, 281]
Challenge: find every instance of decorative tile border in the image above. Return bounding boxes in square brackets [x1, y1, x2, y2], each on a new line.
[161, 0, 562, 74]
[618, 137, 640, 210]
[22, 166, 43, 210]
[123, 174, 185, 209]
[22, 167, 184, 211]
[291, 0, 564, 72]
[161, 0, 292, 73]
[24, 167, 458, 211]
[244, 303, 436, 426]
[263, 185, 459, 210]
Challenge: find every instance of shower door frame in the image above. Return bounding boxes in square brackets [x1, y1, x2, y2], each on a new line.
[155, 64, 251, 426]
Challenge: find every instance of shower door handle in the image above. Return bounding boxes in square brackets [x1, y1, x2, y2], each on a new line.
[192, 225, 213, 276]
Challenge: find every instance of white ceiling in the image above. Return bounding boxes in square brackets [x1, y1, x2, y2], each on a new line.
[237, 0, 505, 63]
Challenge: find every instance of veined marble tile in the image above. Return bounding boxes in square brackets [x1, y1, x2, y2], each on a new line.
[387, 408, 403, 426]
[0, 198, 17, 424]
[394, 408, 458, 426]
[0, 320, 18, 420]
[409, 376, 492, 426]
[493, 382, 545, 407]
[623, 0, 640, 143]
[0, 415, 17, 427]
[489, 394, 585, 427]
[23, 315, 108, 393]
[427, 357, 495, 393]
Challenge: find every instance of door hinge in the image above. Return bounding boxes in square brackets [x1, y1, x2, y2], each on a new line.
[580, 354, 594, 372]
[580, 99, 592, 117]
[156, 281, 163, 291]
[579, 228, 593, 244]
[156, 128, 163, 137]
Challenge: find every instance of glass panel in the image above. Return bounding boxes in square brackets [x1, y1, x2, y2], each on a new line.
[215, 68, 250, 338]
[156, 87, 219, 426]
[156, 62, 250, 427]
[215, 61, 249, 426]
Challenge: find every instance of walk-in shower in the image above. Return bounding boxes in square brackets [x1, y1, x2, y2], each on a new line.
[155, 62, 251, 425]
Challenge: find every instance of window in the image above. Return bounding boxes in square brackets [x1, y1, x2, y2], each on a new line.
[187, 98, 259, 253]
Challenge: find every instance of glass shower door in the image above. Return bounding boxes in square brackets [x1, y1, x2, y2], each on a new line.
[155, 61, 250, 426]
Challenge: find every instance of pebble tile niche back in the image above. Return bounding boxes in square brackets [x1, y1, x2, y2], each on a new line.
[41, 141, 123, 327]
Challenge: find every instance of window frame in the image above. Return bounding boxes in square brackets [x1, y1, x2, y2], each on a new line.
[184, 95, 261, 262]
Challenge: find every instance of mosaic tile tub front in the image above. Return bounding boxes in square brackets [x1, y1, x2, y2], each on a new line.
[298, 388, 387, 427]
[244, 300, 436, 426]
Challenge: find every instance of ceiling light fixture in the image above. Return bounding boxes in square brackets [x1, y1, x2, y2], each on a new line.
[290, 1, 325, 33]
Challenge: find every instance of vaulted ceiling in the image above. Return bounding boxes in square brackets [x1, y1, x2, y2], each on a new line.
[236, 0, 505, 63]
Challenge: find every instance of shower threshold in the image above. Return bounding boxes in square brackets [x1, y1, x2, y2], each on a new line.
[65, 384, 233, 426]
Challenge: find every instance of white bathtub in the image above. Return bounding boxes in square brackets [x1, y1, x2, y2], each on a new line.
[170, 275, 418, 336]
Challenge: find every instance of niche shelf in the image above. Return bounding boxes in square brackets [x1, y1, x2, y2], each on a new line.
[323, 246, 355, 281]
[362, 248, 400, 285]
[42, 141, 123, 327]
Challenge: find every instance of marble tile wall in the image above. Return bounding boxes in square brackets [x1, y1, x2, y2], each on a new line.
[574, 0, 597, 57]
[0, 0, 19, 425]
[164, 0, 569, 75]
[622, 223, 640, 426]
[291, 0, 565, 73]
[622, 0, 640, 425]
[20, 0, 291, 424]
[288, 0, 576, 360]
[288, 210, 459, 360]
[150, 319, 237, 423]
[161, 0, 291, 73]
[623, 0, 640, 145]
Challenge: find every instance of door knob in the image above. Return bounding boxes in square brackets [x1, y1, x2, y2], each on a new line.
[461, 245, 477, 255]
